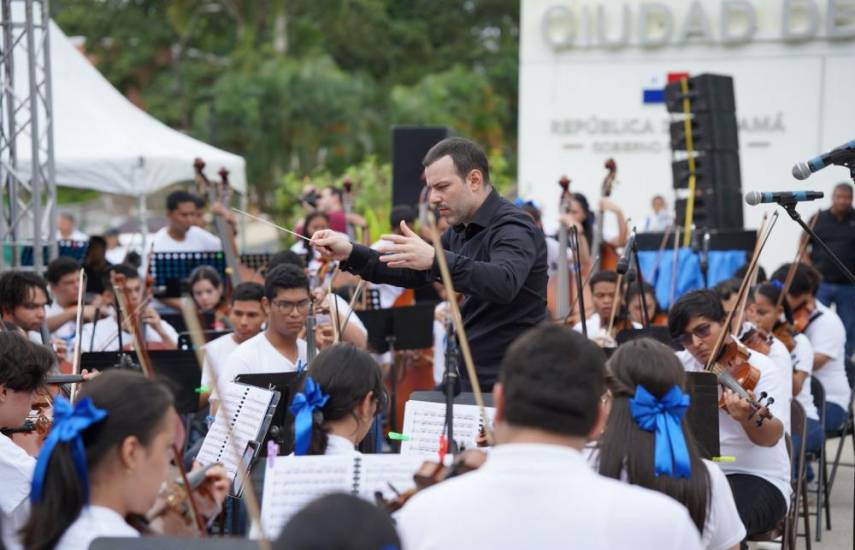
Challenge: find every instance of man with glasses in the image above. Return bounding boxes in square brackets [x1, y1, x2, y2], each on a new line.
[669, 289, 790, 542]
[220, 264, 309, 385]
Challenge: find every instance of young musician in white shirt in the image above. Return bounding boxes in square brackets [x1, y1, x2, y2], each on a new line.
[149, 191, 222, 253]
[595, 338, 745, 550]
[668, 290, 790, 540]
[290, 343, 385, 456]
[573, 271, 641, 341]
[21, 370, 228, 550]
[0, 333, 54, 550]
[395, 324, 703, 550]
[44, 257, 104, 341]
[773, 262, 851, 432]
[0, 270, 50, 344]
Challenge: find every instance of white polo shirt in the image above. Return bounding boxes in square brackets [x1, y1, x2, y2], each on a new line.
[78, 316, 178, 352]
[395, 443, 703, 550]
[56, 505, 138, 550]
[804, 301, 851, 410]
[220, 332, 307, 384]
[791, 333, 820, 421]
[0, 433, 34, 550]
[677, 349, 791, 509]
[149, 226, 222, 253]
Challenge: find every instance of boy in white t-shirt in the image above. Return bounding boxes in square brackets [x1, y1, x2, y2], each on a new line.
[0, 333, 54, 550]
[44, 257, 105, 344]
[669, 289, 790, 541]
[773, 263, 852, 432]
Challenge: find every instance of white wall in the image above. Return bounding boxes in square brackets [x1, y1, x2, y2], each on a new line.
[519, 0, 855, 273]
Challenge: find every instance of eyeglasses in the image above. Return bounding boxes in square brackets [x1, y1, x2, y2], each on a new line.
[677, 322, 712, 346]
[270, 298, 311, 314]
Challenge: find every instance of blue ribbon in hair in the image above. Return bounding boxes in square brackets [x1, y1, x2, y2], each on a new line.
[289, 377, 329, 456]
[31, 395, 107, 503]
[770, 279, 784, 290]
[629, 385, 692, 478]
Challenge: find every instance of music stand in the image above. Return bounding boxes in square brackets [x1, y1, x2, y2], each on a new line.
[161, 312, 215, 335]
[240, 252, 272, 272]
[148, 252, 227, 298]
[356, 304, 435, 437]
[177, 329, 232, 350]
[685, 372, 721, 459]
[91, 537, 259, 550]
[409, 390, 495, 408]
[234, 372, 304, 455]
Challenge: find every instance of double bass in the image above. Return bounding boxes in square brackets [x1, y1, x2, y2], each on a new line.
[591, 159, 620, 271]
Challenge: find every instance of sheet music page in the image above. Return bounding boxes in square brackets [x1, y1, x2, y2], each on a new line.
[357, 454, 423, 502]
[260, 455, 355, 539]
[197, 383, 275, 482]
[399, 400, 495, 458]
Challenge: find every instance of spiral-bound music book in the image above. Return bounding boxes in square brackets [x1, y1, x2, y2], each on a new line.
[259, 454, 423, 538]
[197, 382, 280, 484]
[399, 399, 496, 458]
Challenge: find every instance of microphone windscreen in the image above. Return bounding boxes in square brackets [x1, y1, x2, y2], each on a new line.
[792, 163, 811, 180]
[744, 191, 761, 206]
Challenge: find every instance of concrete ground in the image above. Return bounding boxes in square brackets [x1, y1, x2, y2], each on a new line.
[753, 434, 854, 550]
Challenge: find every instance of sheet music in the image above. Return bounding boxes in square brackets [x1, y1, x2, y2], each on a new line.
[260, 454, 422, 539]
[399, 400, 495, 458]
[197, 382, 276, 482]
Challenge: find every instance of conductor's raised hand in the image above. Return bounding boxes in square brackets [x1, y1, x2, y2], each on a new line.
[311, 229, 353, 261]
[378, 221, 436, 270]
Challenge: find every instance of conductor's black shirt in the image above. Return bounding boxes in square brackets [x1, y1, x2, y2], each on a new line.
[342, 189, 548, 389]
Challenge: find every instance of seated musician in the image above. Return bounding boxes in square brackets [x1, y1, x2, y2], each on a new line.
[290, 211, 332, 286]
[266, 251, 368, 349]
[669, 290, 790, 540]
[44, 257, 105, 343]
[395, 324, 703, 550]
[0, 332, 54, 550]
[79, 265, 178, 352]
[219, 265, 310, 391]
[772, 263, 851, 433]
[21, 370, 228, 549]
[626, 281, 665, 326]
[0, 270, 50, 344]
[572, 271, 640, 339]
[150, 191, 222, 253]
[290, 344, 385, 456]
[201, 282, 266, 407]
[595, 338, 745, 550]
[747, 282, 822, 472]
[188, 266, 231, 331]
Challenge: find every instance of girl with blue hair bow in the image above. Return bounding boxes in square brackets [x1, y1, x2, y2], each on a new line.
[290, 344, 385, 456]
[594, 338, 746, 550]
[21, 370, 229, 550]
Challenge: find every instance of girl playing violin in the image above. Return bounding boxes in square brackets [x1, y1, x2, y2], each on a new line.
[21, 370, 228, 550]
[188, 266, 231, 331]
[596, 338, 744, 550]
[290, 343, 385, 456]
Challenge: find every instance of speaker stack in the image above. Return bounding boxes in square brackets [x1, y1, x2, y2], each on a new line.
[392, 127, 450, 208]
[665, 74, 743, 230]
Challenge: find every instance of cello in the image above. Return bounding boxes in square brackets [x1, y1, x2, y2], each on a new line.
[591, 159, 620, 271]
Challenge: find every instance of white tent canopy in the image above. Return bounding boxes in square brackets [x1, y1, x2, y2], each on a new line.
[15, 19, 246, 196]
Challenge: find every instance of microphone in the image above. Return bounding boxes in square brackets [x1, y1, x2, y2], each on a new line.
[792, 139, 855, 180]
[745, 191, 824, 206]
[616, 230, 636, 275]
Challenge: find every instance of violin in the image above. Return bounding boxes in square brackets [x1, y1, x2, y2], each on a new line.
[772, 322, 796, 352]
[376, 448, 487, 512]
[710, 339, 774, 425]
[791, 302, 814, 333]
[740, 326, 771, 356]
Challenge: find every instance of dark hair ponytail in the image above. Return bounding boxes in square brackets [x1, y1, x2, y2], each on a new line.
[299, 344, 385, 455]
[22, 370, 174, 549]
[598, 338, 710, 532]
[754, 282, 794, 324]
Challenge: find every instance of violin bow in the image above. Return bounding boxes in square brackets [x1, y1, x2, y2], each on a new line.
[650, 224, 674, 285]
[110, 273, 207, 536]
[570, 225, 588, 338]
[69, 269, 87, 402]
[180, 299, 271, 550]
[733, 212, 777, 332]
[606, 273, 624, 338]
[775, 215, 817, 310]
[704, 212, 778, 371]
[426, 212, 494, 445]
[563, 255, 599, 326]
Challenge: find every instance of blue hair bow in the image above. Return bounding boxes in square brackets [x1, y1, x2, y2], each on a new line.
[629, 385, 692, 479]
[771, 279, 784, 290]
[289, 377, 329, 456]
[31, 395, 107, 503]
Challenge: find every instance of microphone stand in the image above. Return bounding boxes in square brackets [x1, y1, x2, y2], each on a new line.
[780, 199, 855, 285]
[570, 226, 588, 337]
[443, 317, 461, 456]
[699, 228, 710, 289]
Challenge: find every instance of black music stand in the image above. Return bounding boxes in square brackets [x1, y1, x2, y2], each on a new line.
[161, 312, 215, 335]
[148, 252, 227, 298]
[177, 329, 232, 350]
[91, 538, 258, 550]
[685, 372, 720, 459]
[356, 304, 435, 438]
[234, 371, 304, 456]
[240, 252, 272, 272]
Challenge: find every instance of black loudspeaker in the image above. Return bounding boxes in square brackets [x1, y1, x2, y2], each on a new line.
[675, 186, 744, 230]
[664, 73, 736, 113]
[672, 151, 741, 191]
[668, 112, 739, 152]
[392, 126, 450, 207]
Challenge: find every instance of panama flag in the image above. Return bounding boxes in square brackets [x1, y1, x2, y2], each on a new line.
[643, 72, 690, 104]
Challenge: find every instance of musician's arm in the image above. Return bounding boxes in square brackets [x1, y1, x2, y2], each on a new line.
[813, 353, 832, 371]
[341, 244, 433, 288]
[601, 198, 629, 248]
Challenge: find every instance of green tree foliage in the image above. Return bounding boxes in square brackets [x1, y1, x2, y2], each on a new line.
[52, 0, 519, 227]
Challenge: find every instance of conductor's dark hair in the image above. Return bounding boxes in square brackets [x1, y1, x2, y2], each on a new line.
[301, 344, 386, 455]
[46, 256, 81, 285]
[589, 270, 618, 290]
[0, 332, 53, 392]
[267, 250, 306, 272]
[771, 262, 821, 297]
[423, 137, 490, 185]
[232, 282, 265, 304]
[166, 190, 198, 212]
[668, 289, 726, 339]
[599, 338, 711, 532]
[22, 370, 174, 550]
[0, 270, 49, 314]
[712, 277, 741, 302]
[499, 324, 606, 437]
[275, 493, 400, 550]
[264, 264, 309, 300]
